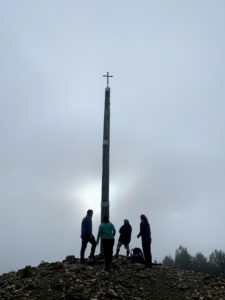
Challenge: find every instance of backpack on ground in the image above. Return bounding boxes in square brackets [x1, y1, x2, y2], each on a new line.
[131, 247, 145, 264]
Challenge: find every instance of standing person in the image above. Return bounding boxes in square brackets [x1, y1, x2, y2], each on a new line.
[137, 214, 152, 268]
[115, 219, 132, 257]
[97, 216, 116, 270]
[80, 209, 96, 263]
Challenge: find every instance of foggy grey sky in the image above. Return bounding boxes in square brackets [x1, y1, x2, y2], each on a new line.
[0, 0, 225, 274]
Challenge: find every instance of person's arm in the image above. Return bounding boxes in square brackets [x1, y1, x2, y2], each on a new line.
[96, 225, 102, 244]
[86, 217, 92, 237]
[119, 226, 122, 234]
[137, 223, 142, 238]
[112, 224, 116, 237]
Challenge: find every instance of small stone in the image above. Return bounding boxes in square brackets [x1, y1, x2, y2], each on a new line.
[107, 288, 118, 297]
[180, 285, 190, 290]
[65, 255, 76, 264]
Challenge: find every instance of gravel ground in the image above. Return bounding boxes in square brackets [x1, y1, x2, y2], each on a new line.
[0, 255, 224, 299]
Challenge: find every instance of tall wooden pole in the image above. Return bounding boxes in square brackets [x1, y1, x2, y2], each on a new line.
[101, 72, 113, 253]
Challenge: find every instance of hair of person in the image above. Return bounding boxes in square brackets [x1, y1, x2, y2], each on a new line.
[124, 219, 129, 224]
[87, 209, 93, 215]
[140, 214, 148, 223]
[103, 216, 109, 223]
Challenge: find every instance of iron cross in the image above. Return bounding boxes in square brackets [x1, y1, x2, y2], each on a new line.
[103, 72, 113, 88]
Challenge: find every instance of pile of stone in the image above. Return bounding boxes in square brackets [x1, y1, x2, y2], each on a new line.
[0, 255, 224, 299]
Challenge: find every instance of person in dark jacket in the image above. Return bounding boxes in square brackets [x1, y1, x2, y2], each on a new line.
[115, 219, 132, 257]
[97, 216, 116, 270]
[80, 209, 96, 263]
[137, 214, 152, 268]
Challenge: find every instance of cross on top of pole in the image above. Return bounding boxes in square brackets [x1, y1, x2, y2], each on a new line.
[103, 72, 113, 88]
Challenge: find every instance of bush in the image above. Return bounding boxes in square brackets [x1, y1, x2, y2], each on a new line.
[19, 265, 32, 278]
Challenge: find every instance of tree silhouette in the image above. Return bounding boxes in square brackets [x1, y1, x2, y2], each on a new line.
[175, 246, 192, 270]
[162, 255, 174, 267]
[162, 246, 225, 277]
[209, 249, 225, 277]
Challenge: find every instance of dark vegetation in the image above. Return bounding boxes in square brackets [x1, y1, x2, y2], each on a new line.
[162, 245, 225, 277]
[18, 265, 33, 278]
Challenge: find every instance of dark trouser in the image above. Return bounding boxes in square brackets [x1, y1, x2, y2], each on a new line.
[80, 236, 96, 261]
[102, 239, 115, 268]
[142, 239, 152, 267]
[116, 241, 130, 256]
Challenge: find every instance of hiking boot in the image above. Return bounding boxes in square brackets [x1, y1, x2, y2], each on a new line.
[115, 250, 119, 258]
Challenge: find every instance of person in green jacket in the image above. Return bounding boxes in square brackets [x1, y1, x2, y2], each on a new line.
[97, 216, 116, 270]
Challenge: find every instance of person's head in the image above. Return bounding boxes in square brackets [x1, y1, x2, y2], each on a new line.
[103, 216, 109, 223]
[124, 219, 129, 224]
[87, 209, 93, 218]
[140, 214, 148, 223]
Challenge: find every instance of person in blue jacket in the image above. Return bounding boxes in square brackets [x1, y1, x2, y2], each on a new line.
[80, 209, 96, 263]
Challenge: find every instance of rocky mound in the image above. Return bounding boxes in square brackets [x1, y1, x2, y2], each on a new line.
[0, 255, 224, 299]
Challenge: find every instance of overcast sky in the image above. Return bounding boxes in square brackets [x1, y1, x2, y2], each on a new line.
[0, 0, 225, 274]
